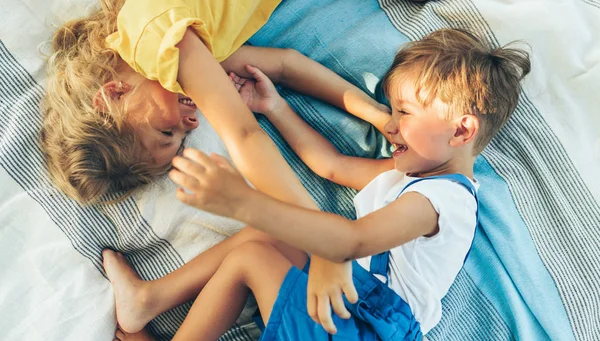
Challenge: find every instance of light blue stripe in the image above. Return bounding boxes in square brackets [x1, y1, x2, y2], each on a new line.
[468, 156, 575, 340]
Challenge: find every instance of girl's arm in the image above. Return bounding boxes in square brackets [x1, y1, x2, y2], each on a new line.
[234, 65, 393, 190]
[222, 46, 392, 136]
[175, 30, 315, 208]
[171, 151, 438, 263]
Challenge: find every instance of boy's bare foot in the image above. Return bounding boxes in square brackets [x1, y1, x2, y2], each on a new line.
[103, 249, 157, 333]
[114, 327, 156, 341]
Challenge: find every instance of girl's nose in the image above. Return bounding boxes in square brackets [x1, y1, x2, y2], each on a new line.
[183, 115, 199, 130]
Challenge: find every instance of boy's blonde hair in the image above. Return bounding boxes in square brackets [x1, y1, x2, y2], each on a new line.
[41, 0, 169, 204]
[382, 28, 531, 154]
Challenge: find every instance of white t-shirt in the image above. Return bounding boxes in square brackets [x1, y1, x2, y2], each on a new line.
[354, 170, 479, 334]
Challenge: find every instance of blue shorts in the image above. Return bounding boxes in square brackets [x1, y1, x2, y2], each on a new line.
[257, 261, 422, 341]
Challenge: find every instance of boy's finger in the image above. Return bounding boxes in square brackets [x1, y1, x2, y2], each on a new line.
[330, 292, 351, 319]
[172, 156, 206, 178]
[182, 149, 213, 168]
[307, 293, 319, 324]
[209, 153, 235, 172]
[169, 169, 201, 192]
[175, 187, 198, 206]
[317, 295, 337, 334]
[342, 282, 359, 304]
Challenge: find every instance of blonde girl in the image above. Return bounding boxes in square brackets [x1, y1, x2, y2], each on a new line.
[41, 0, 386, 204]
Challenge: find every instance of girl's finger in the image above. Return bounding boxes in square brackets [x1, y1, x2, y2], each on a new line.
[229, 72, 241, 83]
[245, 64, 267, 81]
[115, 328, 125, 338]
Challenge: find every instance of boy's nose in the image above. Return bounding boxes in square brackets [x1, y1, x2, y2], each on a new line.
[183, 115, 199, 130]
[384, 119, 397, 136]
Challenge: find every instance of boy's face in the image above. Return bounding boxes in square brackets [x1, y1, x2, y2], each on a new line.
[384, 80, 457, 175]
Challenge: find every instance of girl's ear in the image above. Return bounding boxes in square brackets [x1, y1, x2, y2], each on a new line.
[92, 81, 129, 111]
[450, 115, 479, 147]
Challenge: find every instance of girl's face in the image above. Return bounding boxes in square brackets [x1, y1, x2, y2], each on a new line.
[124, 79, 199, 167]
[384, 80, 457, 176]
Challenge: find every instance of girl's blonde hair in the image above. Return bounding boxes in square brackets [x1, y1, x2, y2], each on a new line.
[382, 29, 531, 154]
[41, 0, 168, 204]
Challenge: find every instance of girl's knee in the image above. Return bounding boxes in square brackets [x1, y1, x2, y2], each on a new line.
[235, 226, 277, 245]
[222, 240, 282, 275]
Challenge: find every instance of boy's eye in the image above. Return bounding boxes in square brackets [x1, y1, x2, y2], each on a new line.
[398, 110, 409, 115]
[161, 131, 173, 137]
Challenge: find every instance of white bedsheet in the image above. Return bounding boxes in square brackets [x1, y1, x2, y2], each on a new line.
[1, 0, 599, 340]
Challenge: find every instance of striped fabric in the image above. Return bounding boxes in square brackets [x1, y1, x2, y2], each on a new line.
[0, 39, 258, 340]
[2, 0, 599, 340]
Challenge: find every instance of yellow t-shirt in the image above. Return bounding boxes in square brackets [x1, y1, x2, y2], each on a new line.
[106, 0, 281, 94]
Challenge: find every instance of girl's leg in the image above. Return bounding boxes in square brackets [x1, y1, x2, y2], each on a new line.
[103, 226, 306, 333]
[172, 241, 300, 341]
[113, 327, 155, 341]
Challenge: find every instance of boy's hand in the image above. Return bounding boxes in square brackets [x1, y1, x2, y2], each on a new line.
[307, 256, 359, 335]
[169, 149, 251, 218]
[229, 64, 284, 116]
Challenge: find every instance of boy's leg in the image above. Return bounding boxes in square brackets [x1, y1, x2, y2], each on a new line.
[103, 226, 305, 333]
[172, 241, 299, 341]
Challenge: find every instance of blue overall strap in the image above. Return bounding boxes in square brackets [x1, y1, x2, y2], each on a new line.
[369, 173, 479, 281]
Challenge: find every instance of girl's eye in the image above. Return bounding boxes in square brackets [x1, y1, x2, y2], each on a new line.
[161, 131, 173, 137]
[399, 110, 409, 115]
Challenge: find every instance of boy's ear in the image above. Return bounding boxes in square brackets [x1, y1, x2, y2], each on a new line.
[92, 81, 129, 112]
[450, 115, 479, 147]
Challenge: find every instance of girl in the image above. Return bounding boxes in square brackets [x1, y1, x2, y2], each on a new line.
[41, 0, 387, 204]
[62, 0, 389, 338]
[104, 29, 530, 340]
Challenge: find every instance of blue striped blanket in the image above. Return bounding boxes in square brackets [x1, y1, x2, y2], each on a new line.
[1, 0, 598, 340]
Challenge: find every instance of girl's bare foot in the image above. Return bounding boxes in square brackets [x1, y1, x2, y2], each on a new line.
[103, 249, 157, 333]
[114, 327, 156, 341]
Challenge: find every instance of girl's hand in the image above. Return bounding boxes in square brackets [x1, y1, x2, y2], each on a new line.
[229, 64, 285, 117]
[169, 149, 251, 218]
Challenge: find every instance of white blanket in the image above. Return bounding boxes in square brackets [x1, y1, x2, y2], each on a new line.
[1, 0, 599, 340]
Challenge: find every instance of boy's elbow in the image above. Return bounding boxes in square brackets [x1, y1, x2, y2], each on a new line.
[279, 48, 302, 84]
[329, 226, 364, 263]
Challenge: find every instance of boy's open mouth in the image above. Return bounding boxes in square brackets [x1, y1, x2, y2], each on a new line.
[178, 96, 196, 108]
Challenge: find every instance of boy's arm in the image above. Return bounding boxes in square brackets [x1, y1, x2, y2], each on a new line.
[171, 151, 438, 263]
[269, 101, 394, 191]
[222, 46, 391, 136]
[234, 65, 394, 190]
